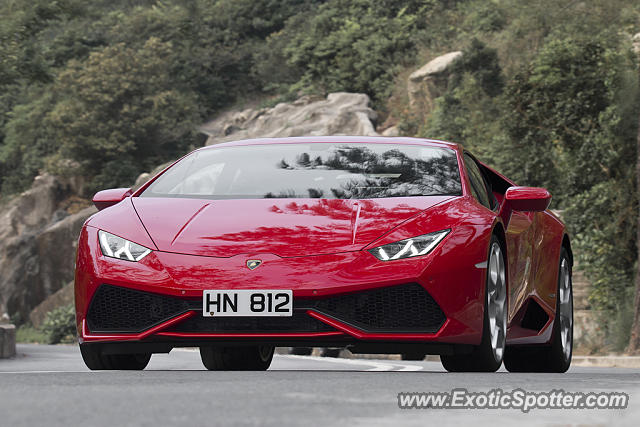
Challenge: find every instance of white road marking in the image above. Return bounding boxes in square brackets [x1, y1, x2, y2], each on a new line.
[176, 347, 424, 371]
[0, 350, 424, 373]
[281, 355, 424, 371]
[0, 370, 94, 374]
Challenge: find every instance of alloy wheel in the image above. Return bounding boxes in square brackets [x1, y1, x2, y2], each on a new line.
[487, 242, 507, 362]
[558, 258, 573, 361]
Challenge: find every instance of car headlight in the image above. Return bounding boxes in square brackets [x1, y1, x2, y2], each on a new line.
[98, 230, 152, 262]
[369, 229, 450, 261]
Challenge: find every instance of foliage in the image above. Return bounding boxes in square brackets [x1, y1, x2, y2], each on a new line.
[500, 36, 638, 321]
[15, 325, 48, 344]
[41, 304, 76, 345]
[281, 0, 436, 105]
[413, 1, 640, 342]
[0, 0, 317, 194]
[0, 88, 58, 194]
[418, 39, 505, 157]
[48, 38, 201, 193]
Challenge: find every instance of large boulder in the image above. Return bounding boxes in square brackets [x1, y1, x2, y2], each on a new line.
[633, 32, 640, 54]
[132, 162, 173, 191]
[35, 207, 96, 297]
[29, 281, 75, 329]
[200, 92, 379, 145]
[0, 174, 96, 323]
[134, 93, 380, 184]
[407, 51, 463, 111]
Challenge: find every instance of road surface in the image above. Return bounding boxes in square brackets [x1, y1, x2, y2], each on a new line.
[0, 344, 638, 426]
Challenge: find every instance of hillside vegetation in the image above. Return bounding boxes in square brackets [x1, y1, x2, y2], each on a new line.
[1, 0, 640, 348]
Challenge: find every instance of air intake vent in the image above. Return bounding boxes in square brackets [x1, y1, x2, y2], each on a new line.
[520, 299, 550, 332]
[87, 285, 195, 333]
[302, 283, 446, 333]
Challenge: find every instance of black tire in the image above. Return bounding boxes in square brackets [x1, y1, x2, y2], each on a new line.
[504, 247, 573, 373]
[441, 235, 507, 372]
[290, 347, 313, 356]
[200, 345, 274, 371]
[80, 344, 151, 370]
[401, 352, 426, 361]
[320, 348, 341, 358]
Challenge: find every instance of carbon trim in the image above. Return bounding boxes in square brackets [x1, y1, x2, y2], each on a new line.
[166, 312, 336, 334]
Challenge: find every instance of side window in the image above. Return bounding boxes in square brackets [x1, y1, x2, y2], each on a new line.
[463, 153, 492, 209]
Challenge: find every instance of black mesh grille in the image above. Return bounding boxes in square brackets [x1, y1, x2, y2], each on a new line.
[86, 283, 445, 335]
[87, 285, 194, 333]
[306, 283, 445, 333]
[167, 312, 335, 333]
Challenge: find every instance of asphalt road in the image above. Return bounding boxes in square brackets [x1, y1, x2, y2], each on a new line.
[1, 344, 639, 426]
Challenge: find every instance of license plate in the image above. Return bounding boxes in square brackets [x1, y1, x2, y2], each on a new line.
[202, 290, 293, 317]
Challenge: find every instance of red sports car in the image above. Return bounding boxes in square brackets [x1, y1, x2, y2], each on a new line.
[75, 136, 573, 372]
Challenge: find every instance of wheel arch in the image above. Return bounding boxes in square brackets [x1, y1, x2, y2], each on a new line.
[491, 220, 509, 296]
[492, 221, 506, 250]
[561, 234, 573, 267]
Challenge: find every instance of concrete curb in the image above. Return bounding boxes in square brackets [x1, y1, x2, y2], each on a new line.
[0, 324, 16, 359]
[571, 355, 640, 369]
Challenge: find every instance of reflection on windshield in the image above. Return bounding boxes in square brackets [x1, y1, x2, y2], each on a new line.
[141, 143, 462, 200]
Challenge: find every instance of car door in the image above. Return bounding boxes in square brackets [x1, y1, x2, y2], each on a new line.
[463, 153, 534, 323]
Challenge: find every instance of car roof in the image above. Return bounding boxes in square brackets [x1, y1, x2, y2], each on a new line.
[198, 136, 460, 150]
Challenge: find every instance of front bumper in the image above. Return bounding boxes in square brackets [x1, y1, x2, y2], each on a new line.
[75, 225, 487, 348]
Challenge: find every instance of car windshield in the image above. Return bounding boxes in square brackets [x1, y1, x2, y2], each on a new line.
[140, 143, 462, 200]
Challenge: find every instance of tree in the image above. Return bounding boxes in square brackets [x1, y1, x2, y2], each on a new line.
[281, 0, 426, 106]
[628, 39, 640, 354]
[504, 37, 638, 329]
[46, 38, 201, 193]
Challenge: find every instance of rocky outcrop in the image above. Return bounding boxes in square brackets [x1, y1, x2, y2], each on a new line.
[408, 51, 463, 111]
[633, 32, 640, 54]
[136, 92, 381, 184]
[0, 174, 96, 323]
[29, 281, 74, 329]
[381, 126, 400, 137]
[200, 92, 379, 145]
[132, 162, 172, 191]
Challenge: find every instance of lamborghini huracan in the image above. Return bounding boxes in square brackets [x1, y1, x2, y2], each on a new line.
[75, 136, 573, 372]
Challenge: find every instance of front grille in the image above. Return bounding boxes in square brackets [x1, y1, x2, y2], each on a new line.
[167, 312, 336, 333]
[86, 283, 445, 335]
[87, 285, 195, 333]
[302, 283, 446, 333]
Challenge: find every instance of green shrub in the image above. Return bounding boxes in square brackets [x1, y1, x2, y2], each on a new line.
[15, 325, 48, 344]
[42, 304, 77, 345]
[281, 0, 426, 106]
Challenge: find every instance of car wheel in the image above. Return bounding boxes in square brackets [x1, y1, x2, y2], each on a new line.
[401, 352, 426, 361]
[290, 347, 314, 356]
[80, 344, 151, 370]
[504, 247, 573, 373]
[200, 345, 274, 371]
[441, 235, 507, 372]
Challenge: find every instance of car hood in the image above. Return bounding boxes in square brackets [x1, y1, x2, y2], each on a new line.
[131, 196, 454, 258]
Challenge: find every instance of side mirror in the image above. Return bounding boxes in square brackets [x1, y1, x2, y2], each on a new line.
[92, 188, 132, 211]
[505, 187, 551, 212]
